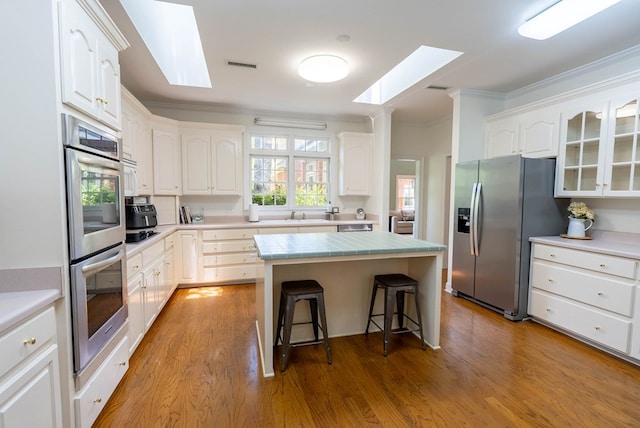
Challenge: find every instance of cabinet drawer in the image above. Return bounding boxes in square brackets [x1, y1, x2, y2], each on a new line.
[202, 265, 257, 283]
[0, 307, 55, 378]
[530, 290, 631, 353]
[531, 261, 635, 316]
[142, 241, 164, 266]
[202, 240, 254, 254]
[203, 253, 257, 267]
[202, 229, 257, 241]
[533, 244, 637, 279]
[75, 336, 129, 428]
[126, 253, 142, 278]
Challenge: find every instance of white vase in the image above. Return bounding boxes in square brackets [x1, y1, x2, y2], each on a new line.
[567, 217, 593, 238]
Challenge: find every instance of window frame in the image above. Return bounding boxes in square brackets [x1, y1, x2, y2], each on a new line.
[245, 127, 333, 211]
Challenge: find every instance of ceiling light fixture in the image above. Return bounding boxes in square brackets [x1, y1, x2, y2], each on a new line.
[254, 117, 327, 130]
[298, 55, 349, 83]
[518, 0, 622, 40]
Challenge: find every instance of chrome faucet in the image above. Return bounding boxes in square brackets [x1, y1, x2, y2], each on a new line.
[290, 210, 296, 220]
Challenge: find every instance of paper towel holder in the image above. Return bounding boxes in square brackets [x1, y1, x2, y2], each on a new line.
[249, 203, 260, 222]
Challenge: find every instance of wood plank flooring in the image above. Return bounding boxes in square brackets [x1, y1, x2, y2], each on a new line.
[94, 283, 640, 427]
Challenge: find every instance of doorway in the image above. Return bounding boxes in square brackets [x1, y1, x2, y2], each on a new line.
[390, 159, 420, 238]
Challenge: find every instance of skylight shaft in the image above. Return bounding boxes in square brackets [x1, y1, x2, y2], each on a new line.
[353, 45, 462, 106]
[120, 0, 211, 88]
[518, 0, 622, 40]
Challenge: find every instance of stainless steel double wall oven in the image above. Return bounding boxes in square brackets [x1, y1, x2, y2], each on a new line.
[62, 114, 127, 374]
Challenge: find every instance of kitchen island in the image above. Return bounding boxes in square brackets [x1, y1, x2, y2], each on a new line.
[253, 231, 446, 377]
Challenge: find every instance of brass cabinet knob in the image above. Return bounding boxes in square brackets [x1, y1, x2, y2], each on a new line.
[597, 292, 604, 296]
[93, 398, 102, 404]
[23, 337, 36, 345]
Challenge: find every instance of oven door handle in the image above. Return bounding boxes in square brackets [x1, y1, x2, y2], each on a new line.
[82, 249, 124, 275]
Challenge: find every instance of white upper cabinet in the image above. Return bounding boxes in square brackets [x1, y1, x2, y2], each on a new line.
[485, 116, 518, 158]
[181, 125, 243, 196]
[603, 96, 640, 196]
[59, 0, 127, 130]
[556, 85, 640, 198]
[152, 126, 181, 195]
[485, 107, 559, 159]
[338, 132, 372, 196]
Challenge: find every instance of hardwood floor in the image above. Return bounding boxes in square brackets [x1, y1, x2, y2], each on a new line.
[94, 283, 640, 427]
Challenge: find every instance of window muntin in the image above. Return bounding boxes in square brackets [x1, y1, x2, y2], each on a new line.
[251, 156, 288, 206]
[249, 133, 330, 209]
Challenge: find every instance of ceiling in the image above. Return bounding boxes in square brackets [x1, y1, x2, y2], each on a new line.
[99, 0, 640, 126]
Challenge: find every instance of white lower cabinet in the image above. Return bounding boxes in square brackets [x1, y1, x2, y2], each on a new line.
[0, 306, 62, 428]
[74, 336, 128, 428]
[176, 230, 198, 284]
[126, 233, 179, 356]
[529, 242, 638, 358]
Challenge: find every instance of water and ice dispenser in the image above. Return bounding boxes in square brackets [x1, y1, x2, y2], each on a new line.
[457, 208, 470, 233]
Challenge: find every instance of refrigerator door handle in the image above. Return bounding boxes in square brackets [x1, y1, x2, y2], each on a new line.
[472, 182, 482, 256]
[469, 182, 478, 256]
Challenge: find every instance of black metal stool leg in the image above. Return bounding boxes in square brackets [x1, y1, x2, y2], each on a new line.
[309, 298, 319, 341]
[281, 295, 296, 372]
[396, 290, 405, 330]
[275, 291, 285, 346]
[317, 293, 332, 364]
[365, 280, 378, 334]
[383, 287, 395, 357]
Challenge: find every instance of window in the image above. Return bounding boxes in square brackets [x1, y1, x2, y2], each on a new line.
[248, 132, 330, 209]
[396, 175, 415, 210]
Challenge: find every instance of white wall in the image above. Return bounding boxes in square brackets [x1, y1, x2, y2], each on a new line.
[391, 118, 453, 258]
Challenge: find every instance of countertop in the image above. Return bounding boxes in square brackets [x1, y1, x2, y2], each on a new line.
[125, 217, 377, 257]
[254, 231, 446, 260]
[0, 289, 61, 334]
[530, 230, 640, 259]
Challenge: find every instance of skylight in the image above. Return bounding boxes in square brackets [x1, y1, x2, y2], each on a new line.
[120, 0, 211, 88]
[353, 45, 462, 106]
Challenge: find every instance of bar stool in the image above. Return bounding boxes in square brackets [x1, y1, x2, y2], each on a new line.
[365, 273, 426, 356]
[274, 280, 332, 372]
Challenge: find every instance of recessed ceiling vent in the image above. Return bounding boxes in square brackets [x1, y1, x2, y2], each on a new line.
[426, 85, 449, 91]
[226, 60, 258, 69]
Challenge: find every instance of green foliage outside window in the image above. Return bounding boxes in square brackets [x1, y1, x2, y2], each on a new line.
[82, 180, 116, 206]
[252, 189, 287, 206]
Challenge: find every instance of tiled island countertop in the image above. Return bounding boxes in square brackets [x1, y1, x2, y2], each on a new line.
[254, 230, 446, 260]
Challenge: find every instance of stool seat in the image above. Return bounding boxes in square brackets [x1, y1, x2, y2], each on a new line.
[365, 273, 426, 356]
[275, 280, 332, 372]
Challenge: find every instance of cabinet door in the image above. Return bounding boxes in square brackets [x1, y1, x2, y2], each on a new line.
[136, 121, 153, 194]
[555, 100, 608, 197]
[177, 231, 198, 283]
[485, 116, 518, 158]
[141, 264, 160, 331]
[0, 346, 62, 428]
[182, 134, 211, 195]
[338, 132, 372, 196]
[96, 31, 121, 129]
[60, 0, 99, 118]
[211, 136, 241, 195]
[164, 247, 176, 296]
[519, 108, 560, 158]
[602, 97, 640, 196]
[153, 129, 181, 195]
[127, 273, 144, 355]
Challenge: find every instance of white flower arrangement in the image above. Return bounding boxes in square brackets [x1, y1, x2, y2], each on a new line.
[568, 201, 595, 221]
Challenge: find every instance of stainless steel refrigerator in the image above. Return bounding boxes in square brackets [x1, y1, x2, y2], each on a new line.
[452, 155, 568, 320]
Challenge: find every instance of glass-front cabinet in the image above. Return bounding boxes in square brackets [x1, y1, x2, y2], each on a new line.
[605, 98, 640, 195]
[556, 94, 640, 197]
